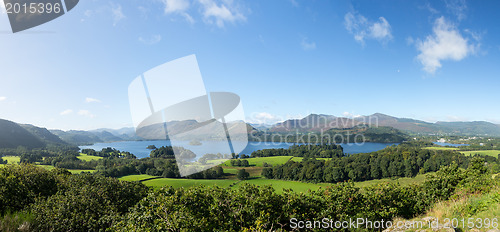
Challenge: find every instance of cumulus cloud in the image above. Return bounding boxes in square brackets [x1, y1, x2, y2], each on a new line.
[247, 112, 282, 125]
[60, 109, 73, 116]
[85, 97, 101, 103]
[342, 112, 361, 118]
[199, 0, 246, 28]
[78, 110, 96, 118]
[301, 37, 316, 51]
[163, 0, 189, 13]
[0, 96, 6, 101]
[445, 0, 467, 21]
[161, 0, 194, 24]
[111, 4, 125, 26]
[344, 12, 393, 45]
[139, 34, 162, 45]
[416, 17, 477, 74]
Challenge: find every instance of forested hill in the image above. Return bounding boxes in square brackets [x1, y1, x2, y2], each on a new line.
[0, 119, 45, 149]
[268, 113, 500, 136]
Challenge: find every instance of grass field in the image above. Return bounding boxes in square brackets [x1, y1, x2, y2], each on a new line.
[142, 178, 237, 189]
[77, 153, 103, 161]
[353, 173, 428, 188]
[246, 156, 293, 167]
[223, 168, 238, 174]
[460, 150, 500, 157]
[424, 146, 458, 151]
[240, 178, 332, 194]
[118, 174, 156, 181]
[2, 156, 20, 164]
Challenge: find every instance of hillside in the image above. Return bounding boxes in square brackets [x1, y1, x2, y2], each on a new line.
[0, 119, 45, 149]
[270, 114, 362, 133]
[268, 113, 500, 137]
[20, 124, 68, 146]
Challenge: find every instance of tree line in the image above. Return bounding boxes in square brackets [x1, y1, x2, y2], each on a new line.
[261, 142, 482, 183]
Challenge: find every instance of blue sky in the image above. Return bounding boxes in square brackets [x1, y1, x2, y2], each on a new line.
[0, 0, 499, 130]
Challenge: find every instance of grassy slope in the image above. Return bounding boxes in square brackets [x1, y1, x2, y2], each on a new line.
[395, 187, 500, 231]
[2, 156, 20, 164]
[77, 153, 103, 161]
[118, 174, 156, 181]
[460, 150, 500, 157]
[142, 178, 237, 189]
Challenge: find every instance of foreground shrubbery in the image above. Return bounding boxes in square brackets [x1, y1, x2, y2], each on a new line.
[0, 156, 496, 231]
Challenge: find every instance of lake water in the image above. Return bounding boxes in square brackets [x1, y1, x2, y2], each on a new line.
[433, 142, 469, 147]
[79, 141, 399, 159]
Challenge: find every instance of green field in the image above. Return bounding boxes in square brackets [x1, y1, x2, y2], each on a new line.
[240, 178, 331, 194]
[223, 168, 238, 174]
[460, 150, 500, 157]
[2, 156, 20, 164]
[246, 156, 293, 166]
[424, 146, 458, 151]
[77, 153, 103, 161]
[142, 178, 237, 189]
[118, 174, 156, 182]
[353, 173, 428, 188]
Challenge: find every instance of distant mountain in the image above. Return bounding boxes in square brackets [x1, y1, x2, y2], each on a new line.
[249, 123, 273, 131]
[356, 113, 441, 134]
[435, 121, 500, 136]
[267, 113, 500, 137]
[20, 124, 68, 146]
[0, 119, 45, 149]
[50, 130, 104, 145]
[270, 114, 362, 133]
[90, 127, 140, 141]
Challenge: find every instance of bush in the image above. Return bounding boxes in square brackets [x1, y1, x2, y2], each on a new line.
[30, 174, 149, 232]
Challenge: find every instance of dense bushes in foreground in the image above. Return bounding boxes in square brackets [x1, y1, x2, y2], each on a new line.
[0, 157, 495, 231]
[111, 158, 493, 231]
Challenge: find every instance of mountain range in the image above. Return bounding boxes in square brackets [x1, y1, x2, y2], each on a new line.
[1, 113, 500, 149]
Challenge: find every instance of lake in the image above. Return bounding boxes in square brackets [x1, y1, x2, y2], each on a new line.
[79, 141, 398, 159]
[433, 142, 469, 147]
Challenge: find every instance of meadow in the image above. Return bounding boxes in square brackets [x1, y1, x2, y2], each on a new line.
[460, 150, 500, 157]
[77, 153, 103, 161]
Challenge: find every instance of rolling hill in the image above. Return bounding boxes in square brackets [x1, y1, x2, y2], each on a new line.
[0, 119, 47, 149]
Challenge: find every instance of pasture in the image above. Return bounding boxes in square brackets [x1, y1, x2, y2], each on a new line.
[460, 150, 500, 157]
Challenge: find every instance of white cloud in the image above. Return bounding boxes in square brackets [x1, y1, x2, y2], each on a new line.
[139, 34, 162, 45]
[0, 96, 6, 101]
[78, 110, 96, 118]
[445, 0, 467, 21]
[342, 112, 361, 118]
[162, 0, 189, 13]
[199, 0, 246, 28]
[247, 112, 282, 125]
[111, 4, 125, 26]
[161, 0, 194, 23]
[344, 12, 393, 45]
[289, 0, 299, 7]
[85, 97, 101, 103]
[60, 109, 73, 116]
[416, 17, 477, 74]
[301, 37, 316, 51]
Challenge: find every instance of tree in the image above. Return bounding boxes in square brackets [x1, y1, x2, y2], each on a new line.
[237, 169, 250, 180]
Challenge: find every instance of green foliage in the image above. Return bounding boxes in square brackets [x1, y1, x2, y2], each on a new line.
[264, 143, 470, 183]
[30, 173, 149, 232]
[237, 169, 250, 180]
[230, 159, 250, 167]
[251, 144, 343, 158]
[0, 164, 62, 215]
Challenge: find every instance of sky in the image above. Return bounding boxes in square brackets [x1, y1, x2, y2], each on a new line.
[0, 0, 499, 130]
